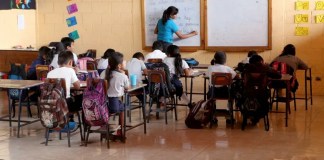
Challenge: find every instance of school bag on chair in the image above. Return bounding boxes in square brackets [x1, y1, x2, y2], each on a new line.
[8, 63, 30, 117]
[82, 78, 109, 126]
[39, 78, 69, 130]
[185, 99, 215, 129]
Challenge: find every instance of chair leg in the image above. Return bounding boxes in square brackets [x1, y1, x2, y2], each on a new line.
[264, 114, 270, 131]
[275, 89, 279, 111]
[147, 97, 153, 123]
[164, 98, 167, 124]
[293, 92, 296, 111]
[45, 128, 50, 146]
[12, 99, 16, 118]
[67, 124, 71, 147]
[241, 114, 247, 131]
[173, 97, 177, 121]
[85, 126, 91, 147]
[106, 124, 110, 149]
[27, 96, 32, 117]
[77, 112, 83, 141]
[59, 131, 62, 140]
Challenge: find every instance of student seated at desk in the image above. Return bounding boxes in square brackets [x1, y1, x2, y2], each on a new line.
[207, 51, 237, 99]
[145, 41, 167, 62]
[126, 52, 148, 103]
[47, 51, 81, 130]
[50, 37, 78, 69]
[97, 48, 115, 75]
[27, 46, 51, 80]
[236, 50, 258, 73]
[163, 45, 193, 107]
[102, 52, 128, 137]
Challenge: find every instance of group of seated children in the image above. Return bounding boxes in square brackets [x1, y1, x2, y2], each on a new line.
[28, 37, 308, 131]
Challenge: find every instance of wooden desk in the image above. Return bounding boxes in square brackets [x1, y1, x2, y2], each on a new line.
[296, 68, 313, 110]
[182, 70, 206, 104]
[192, 64, 209, 69]
[123, 83, 147, 142]
[0, 49, 38, 73]
[0, 79, 44, 138]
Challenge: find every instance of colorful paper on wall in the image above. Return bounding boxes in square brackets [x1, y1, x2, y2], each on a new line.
[294, 14, 309, 23]
[315, 15, 324, 23]
[67, 3, 78, 14]
[295, 1, 309, 10]
[66, 16, 77, 27]
[0, 0, 36, 10]
[315, 1, 324, 10]
[295, 27, 309, 36]
[68, 30, 80, 40]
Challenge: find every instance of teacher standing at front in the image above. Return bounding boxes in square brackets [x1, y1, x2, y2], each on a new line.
[154, 6, 198, 52]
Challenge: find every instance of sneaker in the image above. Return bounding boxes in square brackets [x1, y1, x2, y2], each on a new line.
[109, 125, 121, 133]
[61, 122, 78, 133]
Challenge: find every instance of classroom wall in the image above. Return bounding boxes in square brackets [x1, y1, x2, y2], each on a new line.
[36, 0, 323, 95]
[0, 10, 36, 49]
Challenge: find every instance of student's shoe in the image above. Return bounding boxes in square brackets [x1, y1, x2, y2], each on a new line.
[61, 122, 78, 133]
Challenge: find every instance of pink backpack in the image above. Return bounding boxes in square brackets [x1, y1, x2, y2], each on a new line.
[82, 78, 109, 126]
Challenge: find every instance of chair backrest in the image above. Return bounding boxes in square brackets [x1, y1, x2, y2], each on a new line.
[39, 78, 69, 129]
[36, 65, 51, 80]
[271, 61, 294, 75]
[86, 61, 97, 70]
[243, 72, 268, 96]
[82, 78, 109, 126]
[211, 72, 233, 86]
[147, 58, 162, 63]
[147, 70, 166, 83]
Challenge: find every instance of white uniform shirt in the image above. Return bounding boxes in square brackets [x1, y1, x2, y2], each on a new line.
[163, 57, 189, 75]
[126, 58, 146, 83]
[105, 71, 129, 97]
[97, 58, 108, 70]
[47, 67, 79, 98]
[207, 64, 237, 87]
[50, 53, 78, 69]
[144, 50, 167, 62]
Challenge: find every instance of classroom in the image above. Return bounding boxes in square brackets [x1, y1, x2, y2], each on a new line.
[0, 0, 323, 159]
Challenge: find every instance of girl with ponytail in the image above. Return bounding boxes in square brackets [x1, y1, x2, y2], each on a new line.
[154, 6, 198, 52]
[163, 45, 194, 108]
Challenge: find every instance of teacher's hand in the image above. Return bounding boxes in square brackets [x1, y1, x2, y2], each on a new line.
[191, 31, 198, 35]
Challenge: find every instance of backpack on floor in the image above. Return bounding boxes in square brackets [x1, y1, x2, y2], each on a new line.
[82, 78, 109, 126]
[39, 79, 69, 130]
[185, 99, 215, 129]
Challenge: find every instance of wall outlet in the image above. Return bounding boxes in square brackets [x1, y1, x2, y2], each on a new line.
[315, 77, 321, 81]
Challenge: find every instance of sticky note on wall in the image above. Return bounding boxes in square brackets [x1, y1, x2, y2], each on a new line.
[68, 30, 80, 40]
[316, 1, 324, 10]
[295, 27, 309, 36]
[66, 16, 77, 27]
[67, 3, 78, 14]
[294, 14, 309, 23]
[315, 15, 324, 23]
[295, 1, 309, 10]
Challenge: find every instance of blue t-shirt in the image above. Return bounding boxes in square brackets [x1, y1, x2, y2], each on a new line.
[157, 19, 179, 43]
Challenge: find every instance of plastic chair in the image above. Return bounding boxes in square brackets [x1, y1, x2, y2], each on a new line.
[210, 72, 234, 128]
[241, 72, 270, 131]
[146, 70, 177, 124]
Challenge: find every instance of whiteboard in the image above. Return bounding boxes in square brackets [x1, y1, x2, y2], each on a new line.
[142, 0, 202, 50]
[206, 0, 270, 49]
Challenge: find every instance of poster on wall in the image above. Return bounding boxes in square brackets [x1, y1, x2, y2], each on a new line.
[0, 0, 36, 10]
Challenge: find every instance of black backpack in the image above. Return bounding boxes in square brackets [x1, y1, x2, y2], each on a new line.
[185, 99, 215, 129]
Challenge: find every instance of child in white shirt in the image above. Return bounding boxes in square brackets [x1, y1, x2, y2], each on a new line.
[50, 37, 78, 69]
[145, 41, 167, 62]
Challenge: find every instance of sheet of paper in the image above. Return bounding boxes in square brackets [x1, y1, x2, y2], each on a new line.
[294, 14, 309, 23]
[17, 14, 24, 30]
[66, 16, 77, 27]
[67, 3, 78, 14]
[315, 1, 324, 10]
[295, 1, 309, 10]
[295, 27, 309, 36]
[315, 15, 324, 23]
[68, 30, 80, 40]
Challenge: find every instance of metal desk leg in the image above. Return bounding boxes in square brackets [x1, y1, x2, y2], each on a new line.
[185, 77, 188, 95]
[305, 69, 308, 110]
[123, 93, 128, 143]
[189, 77, 194, 104]
[204, 78, 207, 101]
[8, 93, 12, 127]
[17, 89, 23, 138]
[309, 68, 313, 105]
[285, 81, 291, 127]
[142, 88, 146, 134]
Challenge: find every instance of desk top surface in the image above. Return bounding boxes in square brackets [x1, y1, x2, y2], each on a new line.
[0, 79, 44, 89]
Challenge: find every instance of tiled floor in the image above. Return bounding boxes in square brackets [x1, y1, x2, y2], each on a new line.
[0, 91, 323, 160]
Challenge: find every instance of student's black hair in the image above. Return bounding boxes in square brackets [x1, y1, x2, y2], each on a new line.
[38, 46, 51, 58]
[247, 50, 258, 57]
[102, 48, 115, 59]
[105, 52, 124, 88]
[211, 51, 227, 65]
[58, 51, 74, 66]
[249, 55, 264, 65]
[46, 42, 65, 65]
[60, 37, 75, 50]
[281, 44, 296, 56]
[132, 52, 145, 59]
[167, 45, 183, 75]
[162, 6, 178, 25]
[152, 41, 164, 51]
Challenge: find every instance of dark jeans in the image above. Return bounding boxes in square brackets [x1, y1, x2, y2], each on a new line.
[66, 94, 83, 113]
[207, 86, 230, 99]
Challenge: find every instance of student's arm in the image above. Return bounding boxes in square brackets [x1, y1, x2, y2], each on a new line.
[184, 68, 193, 76]
[140, 61, 148, 75]
[296, 57, 308, 70]
[175, 31, 198, 39]
[71, 70, 80, 89]
[154, 25, 158, 34]
[123, 75, 129, 90]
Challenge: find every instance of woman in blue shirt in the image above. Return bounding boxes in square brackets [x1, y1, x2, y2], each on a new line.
[154, 6, 198, 52]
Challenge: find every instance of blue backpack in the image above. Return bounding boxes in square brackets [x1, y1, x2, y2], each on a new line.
[183, 58, 199, 67]
[8, 64, 27, 99]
